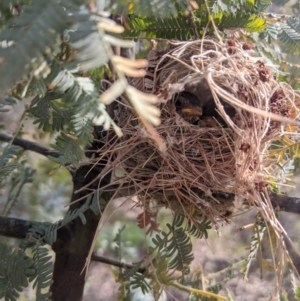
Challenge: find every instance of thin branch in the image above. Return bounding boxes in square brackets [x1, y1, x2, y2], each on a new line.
[0, 132, 61, 158]
[171, 282, 227, 301]
[91, 254, 146, 273]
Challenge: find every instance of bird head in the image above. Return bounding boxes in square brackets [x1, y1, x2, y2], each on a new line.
[174, 91, 203, 119]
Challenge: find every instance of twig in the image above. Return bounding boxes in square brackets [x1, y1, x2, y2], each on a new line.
[0, 132, 61, 158]
[91, 254, 146, 273]
[171, 281, 227, 301]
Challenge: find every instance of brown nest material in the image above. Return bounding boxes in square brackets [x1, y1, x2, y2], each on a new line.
[98, 38, 300, 225]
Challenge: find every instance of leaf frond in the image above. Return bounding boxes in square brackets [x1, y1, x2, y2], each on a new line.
[0, 0, 70, 94]
[242, 215, 266, 280]
[0, 243, 35, 301]
[152, 222, 194, 274]
[32, 245, 53, 301]
[110, 0, 188, 18]
[278, 18, 300, 55]
[0, 146, 20, 180]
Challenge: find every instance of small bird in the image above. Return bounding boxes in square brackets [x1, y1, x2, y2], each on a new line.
[174, 91, 203, 125]
[175, 79, 236, 127]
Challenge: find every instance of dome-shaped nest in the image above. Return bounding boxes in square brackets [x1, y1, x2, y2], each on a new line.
[98, 38, 300, 224]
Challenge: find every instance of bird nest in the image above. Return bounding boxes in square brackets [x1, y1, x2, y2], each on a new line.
[98, 38, 300, 225]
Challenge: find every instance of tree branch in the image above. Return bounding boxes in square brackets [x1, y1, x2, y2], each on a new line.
[270, 193, 300, 214]
[1, 192, 300, 282]
[0, 217, 148, 274]
[0, 215, 146, 273]
[0, 216, 35, 239]
[0, 132, 61, 158]
[1, 193, 300, 240]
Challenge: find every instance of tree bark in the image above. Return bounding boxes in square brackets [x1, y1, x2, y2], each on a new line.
[47, 118, 115, 301]
[50, 159, 112, 301]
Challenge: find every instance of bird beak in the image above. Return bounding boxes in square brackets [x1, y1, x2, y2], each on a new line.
[181, 107, 203, 116]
